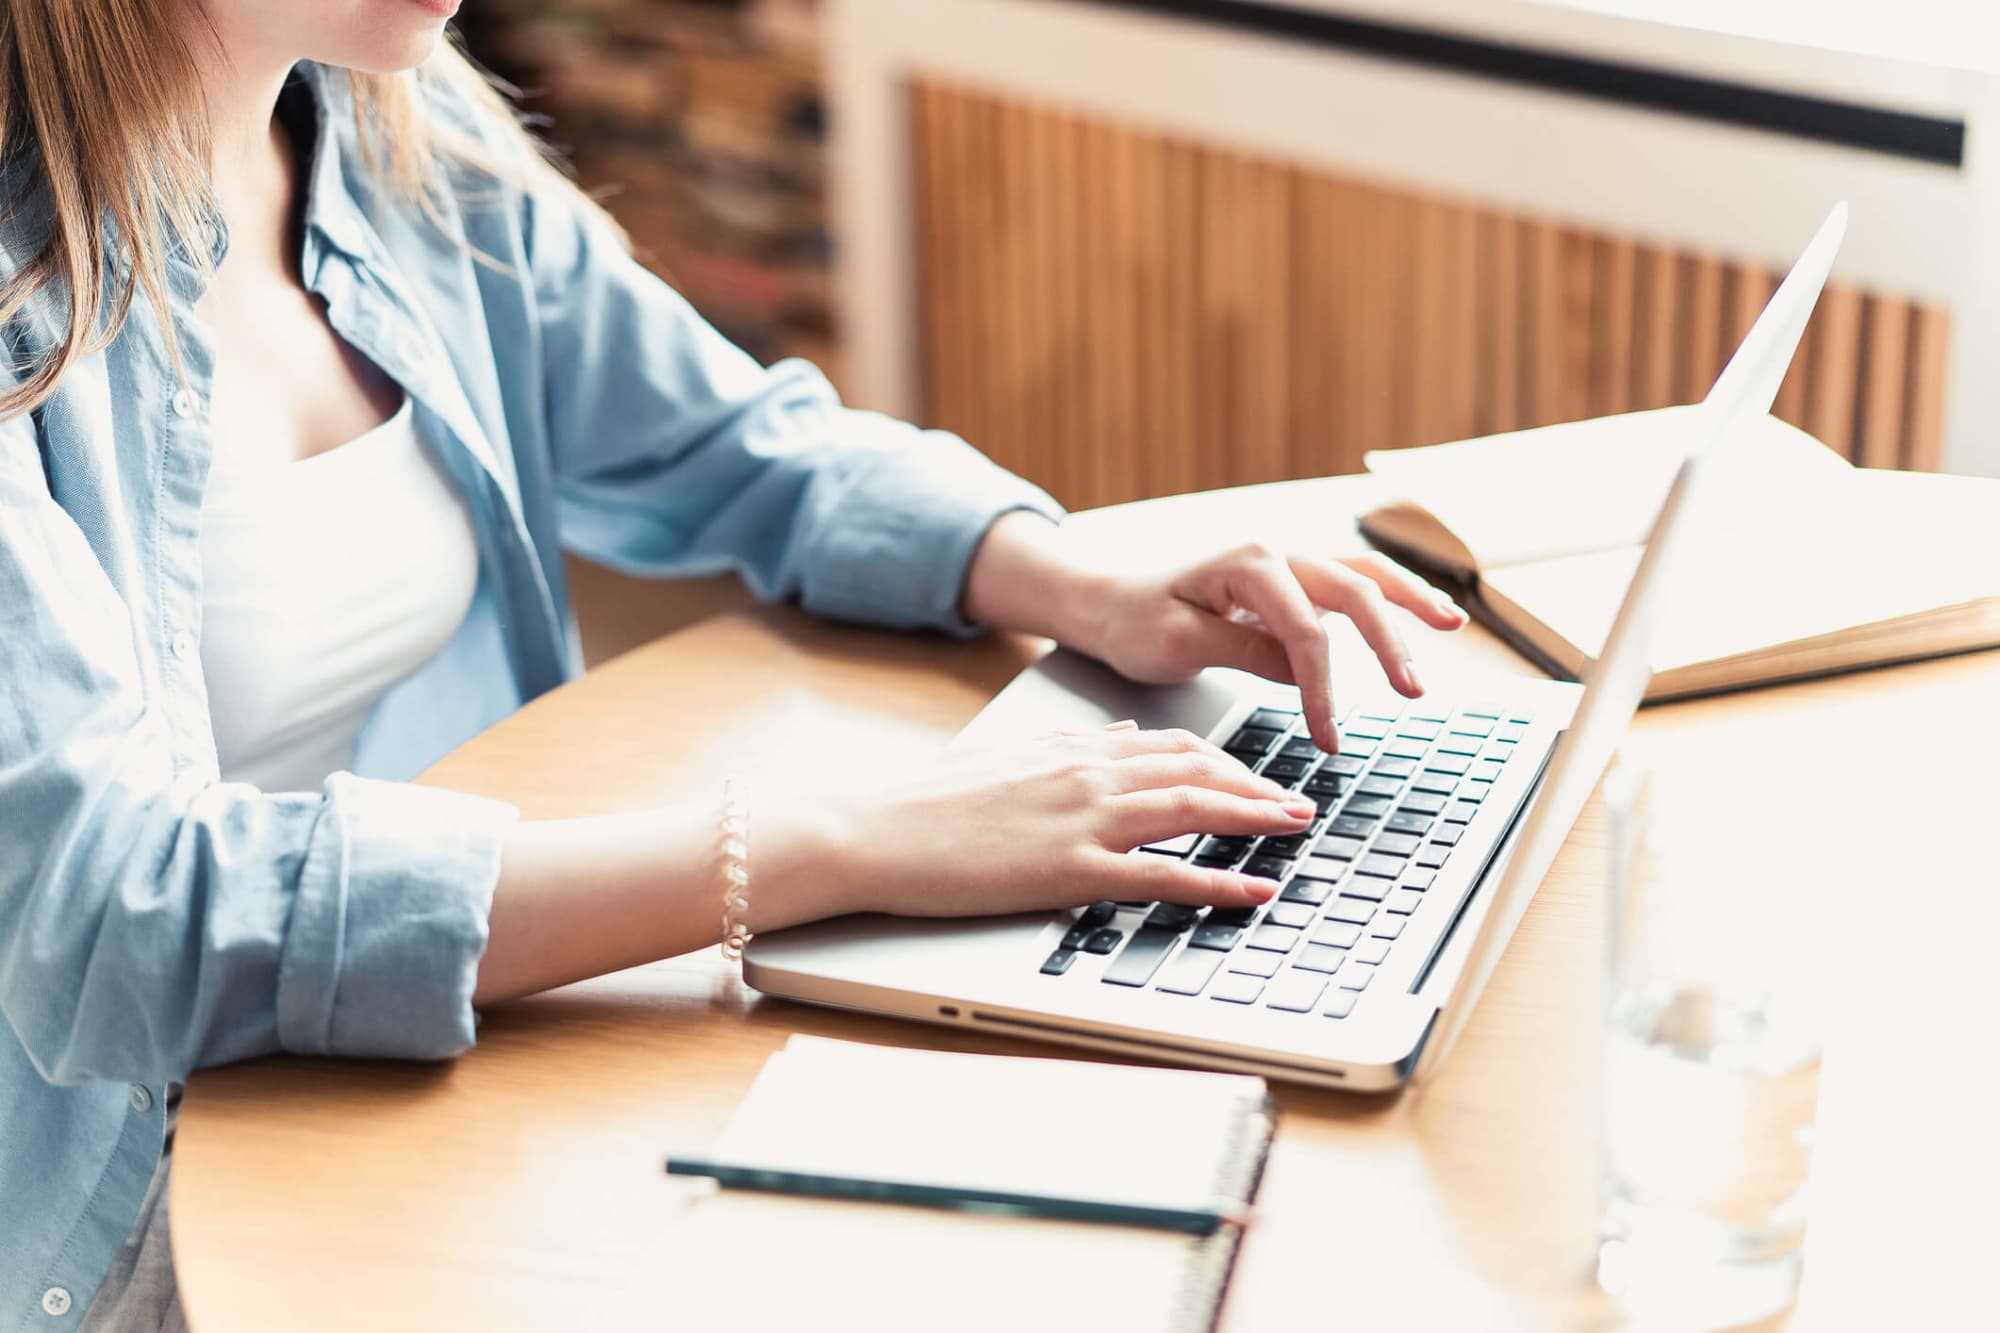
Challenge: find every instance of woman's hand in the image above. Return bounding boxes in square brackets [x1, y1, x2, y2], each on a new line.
[962, 512, 1468, 750]
[793, 724, 1316, 920]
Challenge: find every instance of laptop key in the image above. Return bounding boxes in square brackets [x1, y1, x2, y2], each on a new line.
[1081, 928, 1124, 955]
[1370, 756, 1418, 779]
[1341, 876, 1391, 902]
[1325, 813, 1377, 840]
[1187, 923, 1243, 951]
[1427, 754, 1472, 776]
[1357, 853, 1408, 879]
[1394, 721, 1441, 742]
[1432, 824, 1465, 848]
[1229, 950, 1283, 978]
[1453, 780, 1488, 805]
[1383, 738, 1427, 761]
[1293, 943, 1345, 974]
[1402, 868, 1437, 891]
[1195, 835, 1252, 863]
[1369, 916, 1405, 940]
[1247, 924, 1302, 953]
[1497, 722, 1529, 743]
[1312, 921, 1363, 949]
[1260, 756, 1313, 784]
[1256, 834, 1310, 860]
[1383, 811, 1433, 837]
[1322, 990, 1359, 1019]
[1040, 948, 1077, 976]
[1155, 948, 1225, 996]
[1141, 832, 1199, 856]
[1400, 792, 1449, 815]
[1101, 927, 1180, 987]
[1343, 795, 1395, 819]
[1415, 843, 1451, 868]
[1357, 774, 1403, 798]
[1435, 737, 1480, 758]
[1264, 970, 1329, 1013]
[1078, 902, 1119, 928]
[1241, 855, 1291, 880]
[1061, 926, 1091, 950]
[1340, 735, 1378, 759]
[1327, 898, 1376, 925]
[1228, 724, 1281, 754]
[1327, 754, 1368, 776]
[1372, 832, 1423, 857]
[1264, 901, 1316, 929]
[1279, 877, 1336, 907]
[1449, 716, 1495, 738]
[1278, 736, 1322, 760]
[1337, 962, 1378, 990]
[1411, 770, 1457, 795]
[1385, 889, 1425, 915]
[1206, 905, 1260, 928]
[1313, 833, 1366, 860]
[1353, 937, 1392, 965]
[1445, 801, 1479, 825]
[1247, 708, 1300, 731]
[1145, 903, 1202, 932]
[1210, 972, 1266, 1004]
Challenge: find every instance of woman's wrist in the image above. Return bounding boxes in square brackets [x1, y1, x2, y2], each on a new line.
[960, 510, 1117, 655]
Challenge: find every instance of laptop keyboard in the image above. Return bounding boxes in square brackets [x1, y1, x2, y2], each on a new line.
[1037, 701, 1532, 1020]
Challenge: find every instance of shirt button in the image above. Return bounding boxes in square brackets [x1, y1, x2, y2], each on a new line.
[170, 388, 199, 419]
[41, 1287, 71, 1317]
[170, 631, 195, 662]
[129, 1084, 153, 1113]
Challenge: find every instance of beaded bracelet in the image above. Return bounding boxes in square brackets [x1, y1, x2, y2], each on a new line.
[718, 777, 753, 962]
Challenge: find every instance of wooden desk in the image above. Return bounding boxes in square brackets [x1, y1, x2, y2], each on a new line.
[173, 477, 1999, 1331]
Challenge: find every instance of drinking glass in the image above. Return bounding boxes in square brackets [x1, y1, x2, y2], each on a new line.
[1595, 763, 1824, 1329]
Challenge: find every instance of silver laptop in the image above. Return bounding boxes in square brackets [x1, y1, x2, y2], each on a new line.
[747, 205, 1847, 1091]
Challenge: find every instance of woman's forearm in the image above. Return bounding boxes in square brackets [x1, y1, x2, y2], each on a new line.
[472, 799, 848, 1006]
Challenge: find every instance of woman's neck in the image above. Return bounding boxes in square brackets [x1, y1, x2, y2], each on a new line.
[195, 36, 303, 276]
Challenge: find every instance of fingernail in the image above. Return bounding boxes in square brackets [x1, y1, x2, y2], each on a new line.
[1103, 718, 1139, 731]
[1242, 879, 1278, 903]
[1282, 797, 1317, 818]
[1401, 659, 1424, 696]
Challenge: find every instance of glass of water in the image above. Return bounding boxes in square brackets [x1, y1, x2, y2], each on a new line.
[1595, 762, 1824, 1328]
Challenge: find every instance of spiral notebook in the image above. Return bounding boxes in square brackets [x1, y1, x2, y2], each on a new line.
[656, 1037, 1276, 1333]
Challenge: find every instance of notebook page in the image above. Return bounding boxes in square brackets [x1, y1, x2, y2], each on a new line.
[705, 1037, 1267, 1213]
[1364, 409, 1847, 571]
[654, 1191, 1219, 1333]
[1483, 468, 2000, 668]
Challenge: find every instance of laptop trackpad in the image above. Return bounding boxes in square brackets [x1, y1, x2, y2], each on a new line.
[954, 650, 1265, 748]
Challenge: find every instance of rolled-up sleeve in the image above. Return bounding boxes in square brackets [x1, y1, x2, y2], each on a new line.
[0, 425, 517, 1087]
[523, 191, 1062, 635]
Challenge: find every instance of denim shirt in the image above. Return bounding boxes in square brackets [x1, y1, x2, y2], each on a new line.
[0, 65, 1057, 1327]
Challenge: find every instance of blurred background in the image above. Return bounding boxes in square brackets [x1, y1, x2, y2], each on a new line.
[456, 0, 2000, 515]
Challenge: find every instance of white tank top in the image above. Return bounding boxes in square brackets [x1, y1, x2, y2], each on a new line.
[198, 398, 479, 791]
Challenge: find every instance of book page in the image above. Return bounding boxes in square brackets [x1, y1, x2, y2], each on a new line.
[1483, 469, 2000, 668]
[702, 1037, 1267, 1214]
[1364, 408, 1849, 570]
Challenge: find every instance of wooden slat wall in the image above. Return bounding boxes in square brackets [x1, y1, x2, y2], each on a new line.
[908, 80, 1954, 511]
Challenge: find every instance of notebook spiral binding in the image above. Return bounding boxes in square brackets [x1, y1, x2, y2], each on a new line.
[1168, 1094, 1278, 1333]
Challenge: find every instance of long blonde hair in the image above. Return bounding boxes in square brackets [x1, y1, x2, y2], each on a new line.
[0, 1, 604, 422]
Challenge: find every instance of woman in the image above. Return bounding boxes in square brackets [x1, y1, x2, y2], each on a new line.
[0, 2, 1464, 1327]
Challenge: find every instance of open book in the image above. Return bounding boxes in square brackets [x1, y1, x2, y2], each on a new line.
[653, 1037, 1275, 1333]
[1359, 407, 2000, 701]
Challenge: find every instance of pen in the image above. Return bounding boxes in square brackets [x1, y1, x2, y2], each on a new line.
[664, 1155, 1250, 1236]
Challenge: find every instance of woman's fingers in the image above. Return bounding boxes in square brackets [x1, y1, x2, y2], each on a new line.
[1181, 545, 1340, 750]
[1337, 551, 1467, 630]
[1104, 750, 1295, 803]
[1106, 786, 1316, 847]
[1287, 555, 1421, 698]
[1097, 849, 1278, 908]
